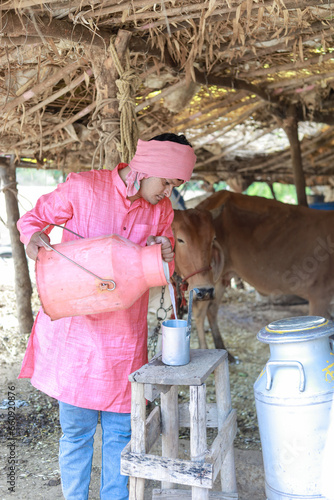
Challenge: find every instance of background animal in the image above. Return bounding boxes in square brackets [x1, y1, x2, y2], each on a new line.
[171, 208, 230, 354]
[151, 191, 334, 361]
[163, 191, 334, 361]
[148, 208, 225, 353]
[197, 190, 334, 318]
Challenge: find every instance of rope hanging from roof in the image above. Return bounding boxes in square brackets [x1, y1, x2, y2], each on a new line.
[87, 98, 120, 170]
[109, 37, 141, 164]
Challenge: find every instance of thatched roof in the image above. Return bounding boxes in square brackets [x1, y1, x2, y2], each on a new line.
[2, 1, 334, 188]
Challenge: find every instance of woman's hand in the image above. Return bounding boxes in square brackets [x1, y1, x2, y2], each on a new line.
[26, 231, 52, 261]
[146, 235, 174, 262]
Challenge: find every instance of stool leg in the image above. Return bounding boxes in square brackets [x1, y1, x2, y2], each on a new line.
[161, 385, 179, 489]
[129, 382, 146, 500]
[215, 359, 238, 495]
[190, 384, 209, 500]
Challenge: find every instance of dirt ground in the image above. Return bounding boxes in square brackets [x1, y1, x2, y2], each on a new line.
[0, 255, 310, 500]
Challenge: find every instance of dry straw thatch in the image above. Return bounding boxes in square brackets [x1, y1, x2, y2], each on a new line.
[1, 0, 334, 189]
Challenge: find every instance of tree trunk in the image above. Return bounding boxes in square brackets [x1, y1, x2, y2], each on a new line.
[0, 158, 34, 333]
[89, 29, 132, 169]
[282, 104, 308, 207]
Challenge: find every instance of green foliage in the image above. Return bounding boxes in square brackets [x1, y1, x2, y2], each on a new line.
[245, 182, 295, 204]
[245, 182, 313, 204]
[213, 181, 227, 191]
[246, 182, 274, 199]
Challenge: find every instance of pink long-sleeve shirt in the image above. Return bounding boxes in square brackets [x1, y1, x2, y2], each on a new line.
[17, 164, 174, 412]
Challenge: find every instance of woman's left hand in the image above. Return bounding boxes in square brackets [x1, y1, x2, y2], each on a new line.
[146, 235, 174, 262]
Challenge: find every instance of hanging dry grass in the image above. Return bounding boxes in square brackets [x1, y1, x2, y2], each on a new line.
[0, 1, 334, 185]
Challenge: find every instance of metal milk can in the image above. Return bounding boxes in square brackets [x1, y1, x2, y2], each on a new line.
[253, 315, 334, 500]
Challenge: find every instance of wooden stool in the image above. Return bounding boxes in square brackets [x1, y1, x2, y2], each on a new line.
[121, 349, 238, 500]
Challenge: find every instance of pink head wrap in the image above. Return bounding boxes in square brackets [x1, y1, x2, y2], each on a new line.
[126, 139, 196, 197]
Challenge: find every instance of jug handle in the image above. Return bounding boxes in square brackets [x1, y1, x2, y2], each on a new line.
[265, 360, 305, 392]
[41, 223, 85, 240]
[38, 224, 116, 291]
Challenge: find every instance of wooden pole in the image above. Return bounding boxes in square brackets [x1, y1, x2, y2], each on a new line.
[161, 385, 179, 489]
[89, 29, 132, 169]
[190, 384, 209, 500]
[129, 382, 146, 500]
[214, 359, 238, 495]
[0, 157, 34, 334]
[282, 104, 308, 207]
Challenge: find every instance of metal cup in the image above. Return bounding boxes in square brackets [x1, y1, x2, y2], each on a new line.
[161, 288, 196, 366]
[161, 319, 190, 366]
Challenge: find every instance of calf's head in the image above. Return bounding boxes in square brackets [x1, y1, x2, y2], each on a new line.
[172, 208, 224, 300]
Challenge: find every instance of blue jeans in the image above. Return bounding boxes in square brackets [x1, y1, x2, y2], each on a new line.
[59, 401, 131, 500]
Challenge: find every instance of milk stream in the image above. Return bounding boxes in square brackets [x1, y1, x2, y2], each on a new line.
[168, 281, 178, 320]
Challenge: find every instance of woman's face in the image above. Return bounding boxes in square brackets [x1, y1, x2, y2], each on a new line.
[137, 177, 184, 205]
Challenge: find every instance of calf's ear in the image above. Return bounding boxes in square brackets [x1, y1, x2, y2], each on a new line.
[211, 239, 224, 283]
[210, 205, 224, 221]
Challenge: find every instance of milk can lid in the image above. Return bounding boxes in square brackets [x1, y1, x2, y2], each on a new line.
[257, 315, 334, 343]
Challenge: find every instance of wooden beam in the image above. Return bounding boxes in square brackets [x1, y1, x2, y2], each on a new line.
[161, 386, 179, 490]
[121, 451, 213, 488]
[0, 157, 34, 334]
[205, 410, 237, 482]
[128, 382, 146, 500]
[214, 360, 237, 495]
[190, 384, 209, 499]
[152, 490, 237, 499]
[282, 105, 308, 206]
[89, 29, 132, 168]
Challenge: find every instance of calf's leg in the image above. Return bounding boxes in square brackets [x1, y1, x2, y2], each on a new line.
[207, 300, 236, 363]
[193, 300, 210, 349]
[207, 299, 225, 350]
[207, 282, 236, 363]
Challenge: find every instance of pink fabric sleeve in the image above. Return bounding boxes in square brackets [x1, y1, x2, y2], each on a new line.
[17, 176, 74, 245]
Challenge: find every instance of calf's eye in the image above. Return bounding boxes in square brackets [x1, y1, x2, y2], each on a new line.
[177, 238, 185, 244]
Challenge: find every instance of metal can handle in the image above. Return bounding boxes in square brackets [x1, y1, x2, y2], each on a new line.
[38, 224, 116, 291]
[329, 337, 334, 353]
[265, 360, 306, 392]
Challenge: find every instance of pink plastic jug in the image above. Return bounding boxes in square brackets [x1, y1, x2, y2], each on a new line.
[35, 230, 169, 321]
